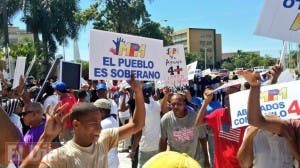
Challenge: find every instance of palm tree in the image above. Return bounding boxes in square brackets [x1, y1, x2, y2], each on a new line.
[0, 0, 22, 45]
[23, 0, 81, 74]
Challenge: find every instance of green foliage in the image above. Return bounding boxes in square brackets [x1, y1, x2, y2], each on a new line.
[221, 62, 235, 71]
[0, 37, 44, 78]
[185, 52, 198, 65]
[93, 0, 149, 34]
[22, 0, 81, 74]
[75, 59, 89, 80]
[138, 21, 174, 46]
[0, 0, 23, 44]
[221, 50, 277, 70]
[76, 0, 174, 45]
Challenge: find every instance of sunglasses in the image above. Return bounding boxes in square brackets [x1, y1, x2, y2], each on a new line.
[21, 111, 34, 117]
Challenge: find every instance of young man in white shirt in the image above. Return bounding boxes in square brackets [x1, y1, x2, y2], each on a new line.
[94, 99, 120, 168]
[20, 75, 146, 168]
[131, 85, 169, 167]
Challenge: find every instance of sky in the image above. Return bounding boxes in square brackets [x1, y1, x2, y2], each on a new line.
[12, 0, 298, 61]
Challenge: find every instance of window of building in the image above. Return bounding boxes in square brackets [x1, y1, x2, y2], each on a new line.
[207, 48, 212, 52]
[172, 33, 187, 41]
[206, 34, 212, 38]
[206, 41, 212, 45]
[200, 41, 206, 46]
[174, 40, 187, 45]
[200, 34, 206, 38]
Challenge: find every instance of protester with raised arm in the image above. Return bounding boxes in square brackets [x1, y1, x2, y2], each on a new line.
[21, 74, 146, 168]
[238, 64, 300, 167]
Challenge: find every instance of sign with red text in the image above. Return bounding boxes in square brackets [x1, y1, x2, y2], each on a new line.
[255, 0, 300, 42]
[164, 45, 188, 87]
[89, 29, 166, 81]
[230, 80, 300, 128]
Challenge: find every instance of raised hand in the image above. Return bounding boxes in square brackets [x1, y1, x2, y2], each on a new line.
[126, 73, 142, 92]
[162, 86, 170, 96]
[203, 88, 214, 103]
[236, 70, 261, 87]
[43, 102, 69, 140]
[269, 60, 283, 83]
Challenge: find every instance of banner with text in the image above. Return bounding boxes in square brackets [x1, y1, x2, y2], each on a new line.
[164, 45, 188, 87]
[230, 80, 300, 128]
[255, 0, 300, 42]
[89, 29, 166, 80]
[187, 61, 197, 80]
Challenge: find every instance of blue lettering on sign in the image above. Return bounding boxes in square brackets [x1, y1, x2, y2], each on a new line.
[94, 68, 108, 77]
[118, 58, 154, 69]
[260, 102, 286, 112]
[110, 69, 160, 79]
[237, 109, 247, 117]
[280, 110, 287, 117]
[103, 57, 116, 66]
[234, 117, 248, 126]
[283, 0, 300, 9]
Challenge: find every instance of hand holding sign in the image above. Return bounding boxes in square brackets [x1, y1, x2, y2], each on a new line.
[162, 87, 170, 97]
[269, 60, 283, 83]
[127, 73, 142, 92]
[203, 88, 214, 104]
[236, 70, 261, 87]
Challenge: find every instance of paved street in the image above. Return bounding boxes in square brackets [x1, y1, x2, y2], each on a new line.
[118, 152, 132, 168]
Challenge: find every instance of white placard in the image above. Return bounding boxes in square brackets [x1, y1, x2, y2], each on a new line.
[89, 29, 166, 81]
[255, 0, 300, 43]
[25, 54, 36, 77]
[202, 69, 212, 76]
[12, 57, 26, 89]
[163, 45, 188, 87]
[187, 61, 198, 80]
[230, 80, 300, 128]
[214, 78, 247, 92]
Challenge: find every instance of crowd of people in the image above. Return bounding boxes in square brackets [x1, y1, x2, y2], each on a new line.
[0, 65, 300, 168]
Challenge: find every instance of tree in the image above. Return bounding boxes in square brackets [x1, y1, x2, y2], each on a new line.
[23, 0, 81, 75]
[221, 51, 277, 70]
[75, 59, 89, 80]
[0, 37, 44, 78]
[76, 0, 175, 47]
[221, 61, 235, 71]
[185, 52, 198, 65]
[0, 0, 22, 45]
[93, 0, 150, 34]
[138, 21, 174, 46]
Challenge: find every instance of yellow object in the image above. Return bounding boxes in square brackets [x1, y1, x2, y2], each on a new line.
[290, 13, 300, 31]
[143, 151, 201, 168]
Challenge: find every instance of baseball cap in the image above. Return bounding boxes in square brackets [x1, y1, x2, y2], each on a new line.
[96, 83, 107, 90]
[52, 81, 67, 93]
[93, 99, 111, 110]
[143, 151, 200, 168]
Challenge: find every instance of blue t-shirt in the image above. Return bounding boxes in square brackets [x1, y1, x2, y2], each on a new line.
[206, 100, 222, 135]
[206, 101, 222, 115]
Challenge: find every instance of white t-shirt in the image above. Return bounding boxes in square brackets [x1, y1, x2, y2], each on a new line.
[139, 99, 161, 152]
[43, 95, 59, 113]
[252, 129, 294, 168]
[101, 116, 119, 168]
[108, 99, 118, 116]
[118, 95, 130, 119]
[41, 128, 119, 168]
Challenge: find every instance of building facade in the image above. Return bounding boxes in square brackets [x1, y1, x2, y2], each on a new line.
[171, 28, 222, 65]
